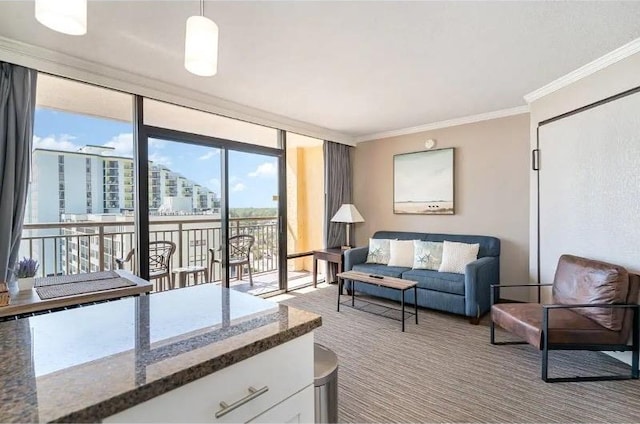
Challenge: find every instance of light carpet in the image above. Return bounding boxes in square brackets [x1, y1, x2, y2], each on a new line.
[281, 284, 640, 423]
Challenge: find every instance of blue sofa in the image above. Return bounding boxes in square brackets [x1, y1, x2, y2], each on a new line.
[343, 231, 500, 323]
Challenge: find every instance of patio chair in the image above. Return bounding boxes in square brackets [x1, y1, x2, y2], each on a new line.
[209, 235, 255, 286]
[491, 254, 640, 382]
[116, 241, 176, 291]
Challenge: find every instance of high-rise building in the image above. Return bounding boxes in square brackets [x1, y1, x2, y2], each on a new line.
[22, 145, 221, 276]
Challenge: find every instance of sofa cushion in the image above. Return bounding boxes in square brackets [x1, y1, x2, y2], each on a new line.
[372, 231, 500, 258]
[439, 241, 479, 274]
[352, 263, 411, 278]
[402, 269, 465, 295]
[366, 238, 392, 265]
[413, 240, 443, 270]
[552, 254, 630, 331]
[388, 240, 415, 267]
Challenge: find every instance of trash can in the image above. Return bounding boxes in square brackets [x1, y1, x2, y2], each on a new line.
[314, 343, 339, 423]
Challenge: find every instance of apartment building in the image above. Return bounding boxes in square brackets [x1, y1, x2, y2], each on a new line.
[23, 145, 221, 276]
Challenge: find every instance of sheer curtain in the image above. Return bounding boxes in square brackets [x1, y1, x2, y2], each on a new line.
[324, 141, 353, 281]
[0, 62, 37, 282]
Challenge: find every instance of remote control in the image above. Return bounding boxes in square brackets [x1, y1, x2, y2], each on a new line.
[369, 274, 384, 279]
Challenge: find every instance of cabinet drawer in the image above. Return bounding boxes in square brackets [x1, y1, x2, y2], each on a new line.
[104, 333, 314, 423]
[250, 384, 314, 423]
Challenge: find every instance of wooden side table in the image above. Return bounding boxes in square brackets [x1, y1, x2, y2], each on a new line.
[312, 248, 344, 288]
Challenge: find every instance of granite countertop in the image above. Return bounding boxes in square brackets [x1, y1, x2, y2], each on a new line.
[0, 284, 321, 423]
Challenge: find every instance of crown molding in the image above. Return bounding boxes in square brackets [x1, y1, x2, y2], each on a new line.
[524, 37, 640, 104]
[355, 105, 530, 143]
[0, 36, 355, 145]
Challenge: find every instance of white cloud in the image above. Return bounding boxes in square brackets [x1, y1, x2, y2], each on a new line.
[149, 152, 172, 167]
[248, 162, 277, 178]
[231, 183, 246, 192]
[198, 151, 219, 160]
[103, 133, 134, 157]
[148, 139, 167, 149]
[33, 134, 80, 152]
[102, 135, 166, 158]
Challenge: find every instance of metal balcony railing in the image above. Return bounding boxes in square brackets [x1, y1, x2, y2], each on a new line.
[20, 217, 279, 289]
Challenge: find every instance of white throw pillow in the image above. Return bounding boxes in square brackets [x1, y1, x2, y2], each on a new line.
[438, 241, 480, 274]
[387, 240, 415, 268]
[412, 241, 444, 270]
[366, 239, 391, 265]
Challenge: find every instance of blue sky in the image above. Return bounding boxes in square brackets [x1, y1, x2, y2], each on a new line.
[33, 108, 279, 208]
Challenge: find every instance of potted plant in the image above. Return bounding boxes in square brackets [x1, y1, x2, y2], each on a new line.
[15, 257, 39, 291]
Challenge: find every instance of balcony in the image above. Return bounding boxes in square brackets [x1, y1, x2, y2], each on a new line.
[19, 216, 308, 295]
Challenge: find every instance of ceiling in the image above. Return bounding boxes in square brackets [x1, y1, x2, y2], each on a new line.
[1, 1, 640, 141]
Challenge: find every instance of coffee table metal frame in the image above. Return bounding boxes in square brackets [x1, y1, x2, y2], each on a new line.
[336, 272, 418, 332]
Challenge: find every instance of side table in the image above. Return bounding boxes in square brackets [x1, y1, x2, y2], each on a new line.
[172, 266, 208, 289]
[312, 248, 344, 288]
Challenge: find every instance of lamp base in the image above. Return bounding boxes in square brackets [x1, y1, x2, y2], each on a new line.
[340, 245, 352, 251]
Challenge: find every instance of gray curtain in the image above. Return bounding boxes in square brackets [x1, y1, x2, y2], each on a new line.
[324, 141, 352, 281]
[0, 62, 37, 282]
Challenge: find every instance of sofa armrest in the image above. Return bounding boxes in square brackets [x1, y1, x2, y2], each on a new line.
[465, 256, 500, 317]
[344, 246, 368, 271]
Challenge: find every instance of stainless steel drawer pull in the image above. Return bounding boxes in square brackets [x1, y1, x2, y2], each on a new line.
[215, 386, 269, 418]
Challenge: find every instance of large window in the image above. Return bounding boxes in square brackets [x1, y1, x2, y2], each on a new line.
[20, 73, 328, 297]
[22, 74, 135, 277]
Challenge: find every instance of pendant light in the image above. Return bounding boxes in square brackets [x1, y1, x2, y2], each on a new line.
[184, 0, 219, 77]
[35, 0, 87, 36]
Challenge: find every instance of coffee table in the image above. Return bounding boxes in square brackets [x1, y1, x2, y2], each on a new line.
[336, 271, 418, 332]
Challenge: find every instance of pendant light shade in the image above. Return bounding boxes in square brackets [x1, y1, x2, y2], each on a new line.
[35, 0, 87, 36]
[185, 15, 219, 77]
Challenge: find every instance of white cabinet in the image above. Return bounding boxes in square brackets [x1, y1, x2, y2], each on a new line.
[104, 333, 314, 423]
[250, 385, 314, 423]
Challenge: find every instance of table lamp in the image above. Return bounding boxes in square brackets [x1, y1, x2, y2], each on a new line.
[330, 204, 365, 249]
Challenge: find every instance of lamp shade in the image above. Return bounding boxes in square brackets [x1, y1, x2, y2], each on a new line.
[35, 0, 87, 35]
[185, 15, 219, 77]
[330, 204, 365, 223]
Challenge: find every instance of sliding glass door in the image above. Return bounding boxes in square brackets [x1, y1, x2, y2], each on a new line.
[143, 138, 222, 292]
[227, 151, 280, 295]
[136, 130, 283, 295]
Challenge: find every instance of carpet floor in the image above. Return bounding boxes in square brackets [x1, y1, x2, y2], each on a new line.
[280, 284, 640, 423]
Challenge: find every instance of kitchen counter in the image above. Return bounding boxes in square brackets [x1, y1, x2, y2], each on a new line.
[0, 284, 321, 423]
[0, 270, 153, 319]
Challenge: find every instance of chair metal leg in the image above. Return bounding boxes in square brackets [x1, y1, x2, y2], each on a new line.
[542, 307, 549, 382]
[490, 320, 496, 345]
[248, 262, 253, 286]
[541, 342, 549, 382]
[633, 308, 639, 379]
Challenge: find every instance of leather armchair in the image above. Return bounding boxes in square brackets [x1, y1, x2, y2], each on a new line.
[490, 254, 639, 382]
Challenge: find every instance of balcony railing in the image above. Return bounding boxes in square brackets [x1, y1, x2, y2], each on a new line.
[20, 217, 279, 289]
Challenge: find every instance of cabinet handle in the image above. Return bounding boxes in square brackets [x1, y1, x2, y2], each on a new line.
[215, 386, 269, 418]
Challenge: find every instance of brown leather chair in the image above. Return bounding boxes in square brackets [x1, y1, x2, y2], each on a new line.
[491, 254, 639, 382]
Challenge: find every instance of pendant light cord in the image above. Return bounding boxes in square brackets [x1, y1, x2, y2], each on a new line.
[200, 0, 204, 17]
